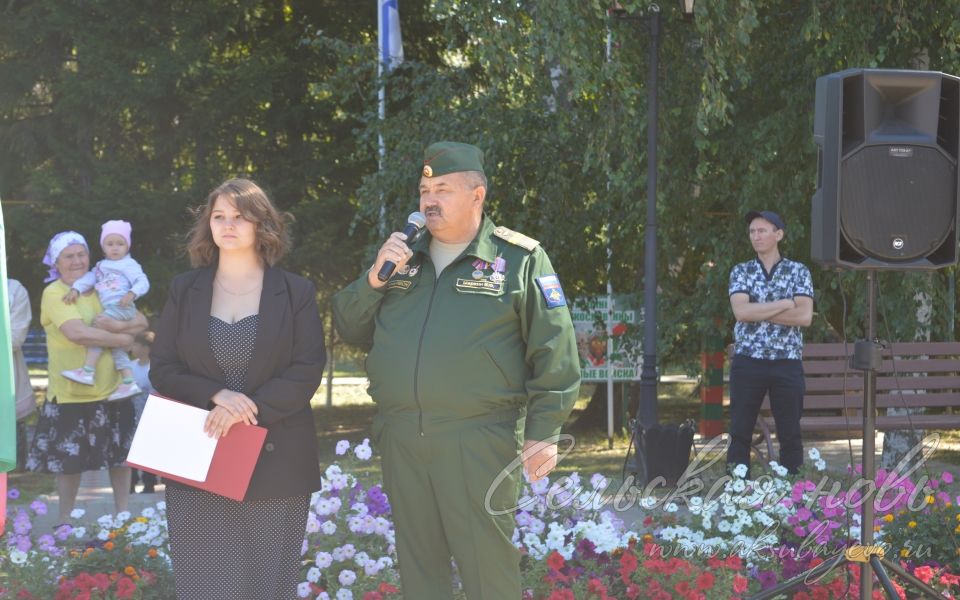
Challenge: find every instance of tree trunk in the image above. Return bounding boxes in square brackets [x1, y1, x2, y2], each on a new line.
[568, 383, 628, 433]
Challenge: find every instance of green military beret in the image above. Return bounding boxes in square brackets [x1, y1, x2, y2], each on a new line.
[422, 141, 484, 178]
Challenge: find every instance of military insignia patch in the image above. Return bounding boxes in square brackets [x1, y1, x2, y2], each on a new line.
[536, 274, 567, 308]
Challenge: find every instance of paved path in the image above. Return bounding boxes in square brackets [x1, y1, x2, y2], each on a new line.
[30, 471, 166, 530]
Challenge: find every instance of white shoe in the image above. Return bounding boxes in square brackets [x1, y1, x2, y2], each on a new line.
[62, 368, 95, 385]
[108, 382, 142, 401]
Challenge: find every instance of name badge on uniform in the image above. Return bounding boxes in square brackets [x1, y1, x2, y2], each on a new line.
[536, 274, 567, 308]
[455, 278, 505, 295]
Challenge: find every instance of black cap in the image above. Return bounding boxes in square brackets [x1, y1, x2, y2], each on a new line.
[745, 210, 785, 231]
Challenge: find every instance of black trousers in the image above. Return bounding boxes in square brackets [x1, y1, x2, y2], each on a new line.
[726, 354, 805, 477]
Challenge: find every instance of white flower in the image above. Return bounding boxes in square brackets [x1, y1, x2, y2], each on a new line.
[306, 566, 321, 583]
[336, 440, 350, 455]
[9, 549, 27, 565]
[315, 552, 333, 568]
[70, 508, 86, 519]
[73, 527, 87, 539]
[140, 506, 157, 519]
[815, 459, 827, 471]
[769, 462, 788, 477]
[321, 520, 337, 535]
[808, 447, 821, 460]
[297, 581, 312, 598]
[336, 589, 353, 600]
[97, 529, 111, 541]
[340, 544, 356, 559]
[530, 478, 550, 495]
[665, 502, 679, 513]
[305, 514, 321, 533]
[97, 515, 114, 528]
[338, 569, 357, 586]
[127, 522, 147, 534]
[590, 473, 608, 490]
[732, 463, 748, 478]
[354, 441, 372, 461]
[114, 511, 131, 525]
[364, 560, 382, 576]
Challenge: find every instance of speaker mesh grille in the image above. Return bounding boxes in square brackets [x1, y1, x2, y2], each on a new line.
[840, 145, 956, 261]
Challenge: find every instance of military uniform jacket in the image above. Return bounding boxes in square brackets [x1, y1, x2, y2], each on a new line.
[333, 214, 581, 442]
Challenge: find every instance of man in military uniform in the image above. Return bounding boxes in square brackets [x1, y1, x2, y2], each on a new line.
[333, 141, 580, 599]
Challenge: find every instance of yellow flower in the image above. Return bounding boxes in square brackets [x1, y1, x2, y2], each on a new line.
[124, 566, 137, 576]
[908, 521, 917, 528]
[926, 496, 935, 505]
[883, 514, 894, 522]
[901, 549, 910, 557]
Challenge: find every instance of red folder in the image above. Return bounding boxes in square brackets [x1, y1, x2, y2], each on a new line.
[125, 395, 267, 501]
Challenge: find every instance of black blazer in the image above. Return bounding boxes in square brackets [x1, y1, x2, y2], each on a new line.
[150, 265, 326, 501]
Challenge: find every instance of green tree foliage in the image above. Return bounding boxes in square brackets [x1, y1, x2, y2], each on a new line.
[1, 0, 959, 369]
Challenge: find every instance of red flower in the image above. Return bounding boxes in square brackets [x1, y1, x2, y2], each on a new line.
[363, 593, 383, 600]
[732, 575, 749, 594]
[378, 582, 400, 595]
[695, 571, 715, 590]
[625, 583, 642, 599]
[725, 555, 743, 570]
[587, 578, 608, 598]
[619, 549, 638, 583]
[116, 577, 137, 599]
[548, 590, 575, 600]
[547, 551, 566, 572]
[612, 322, 627, 336]
[92, 573, 110, 590]
[675, 580, 691, 595]
[792, 592, 811, 600]
[913, 565, 934, 584]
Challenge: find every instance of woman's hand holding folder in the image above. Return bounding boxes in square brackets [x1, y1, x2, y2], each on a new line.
[205, 389, 259, 438]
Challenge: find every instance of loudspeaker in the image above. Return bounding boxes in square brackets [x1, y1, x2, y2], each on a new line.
[811, 68, 960, 269]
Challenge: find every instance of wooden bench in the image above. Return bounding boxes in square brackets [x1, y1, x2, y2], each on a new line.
[22, 328, 47, 365]
[752, 342, 960, 462]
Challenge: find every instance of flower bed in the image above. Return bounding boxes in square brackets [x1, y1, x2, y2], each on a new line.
[3, 443, 960, 599]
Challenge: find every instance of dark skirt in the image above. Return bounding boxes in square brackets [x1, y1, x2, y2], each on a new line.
[165, 486, 309, 600]
[26, 396, 135, 474]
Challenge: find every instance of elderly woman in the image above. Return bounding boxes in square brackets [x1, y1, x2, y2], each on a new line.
[27, 231, 147, 522]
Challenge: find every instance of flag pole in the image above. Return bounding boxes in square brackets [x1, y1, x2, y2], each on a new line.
[377, 0, 403, 236]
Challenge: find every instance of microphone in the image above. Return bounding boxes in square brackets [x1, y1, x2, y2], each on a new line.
[377, 211, 427, 282]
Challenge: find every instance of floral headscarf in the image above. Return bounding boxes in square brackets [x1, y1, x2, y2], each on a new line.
[42, 231, 88, 283]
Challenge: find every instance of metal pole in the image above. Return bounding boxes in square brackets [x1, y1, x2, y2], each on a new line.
[377, 1, 388, 236]
[605, 17, 615, 450]
[639, 5, 660, 427]
[860, 271, 878, 599]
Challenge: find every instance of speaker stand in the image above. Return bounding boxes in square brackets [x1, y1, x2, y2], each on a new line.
[747, 272, 942, 600]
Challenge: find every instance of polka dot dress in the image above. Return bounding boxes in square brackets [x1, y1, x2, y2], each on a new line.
[165, 315, 310, 600]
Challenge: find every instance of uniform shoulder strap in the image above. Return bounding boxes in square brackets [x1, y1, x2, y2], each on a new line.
[493, 225, 540, 251]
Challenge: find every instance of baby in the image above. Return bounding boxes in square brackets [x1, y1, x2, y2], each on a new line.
[62, 220, 150, 401]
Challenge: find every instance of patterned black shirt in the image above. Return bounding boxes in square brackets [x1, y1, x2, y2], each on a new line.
[729, 257, 813, 360]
